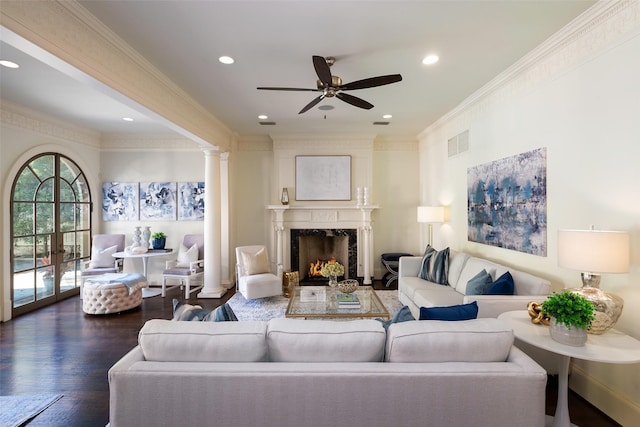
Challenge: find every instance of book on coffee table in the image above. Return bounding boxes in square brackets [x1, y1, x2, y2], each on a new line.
[337, 293, 360, 307]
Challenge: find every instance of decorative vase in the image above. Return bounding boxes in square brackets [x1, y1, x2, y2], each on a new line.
[152, 237, 166, 250]
[549, 317, 588, 347]
[133, 226, 142, 247]
[328, 274, 338, 288]
[281, 187, 289, 205]
[142, 226, 151, 249]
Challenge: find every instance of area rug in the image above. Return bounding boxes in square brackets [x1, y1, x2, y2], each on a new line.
[0, 394, 63, 427]
[226, 289, 403, 321]
[142, 288, 162, 298]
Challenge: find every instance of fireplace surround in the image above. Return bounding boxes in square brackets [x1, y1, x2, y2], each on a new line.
[267, 205, 377, 284]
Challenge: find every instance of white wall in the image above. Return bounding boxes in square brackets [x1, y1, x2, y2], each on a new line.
[418, 2, 640, 423]
[99, 140, 207, 286]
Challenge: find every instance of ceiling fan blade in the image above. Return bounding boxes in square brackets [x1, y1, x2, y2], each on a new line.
[336, 92, 374, 110]
[298, 94, 325, 114]
[340, 74, 403, 91]
[312, 55, 332, 87]
[257, 87, 318, 92]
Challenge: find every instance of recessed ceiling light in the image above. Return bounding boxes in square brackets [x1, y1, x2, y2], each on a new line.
[122, 117, 134, 122]
[422, 55, 439, 65]
[318, 105, 334, 111]
[0, 60, 19, 68]
[382, 114, 393, 119]
[218, 56, 234, 64]
[258, 115, 268, 120]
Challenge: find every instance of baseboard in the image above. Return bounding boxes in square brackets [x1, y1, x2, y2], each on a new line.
[570, 364, 640, 426]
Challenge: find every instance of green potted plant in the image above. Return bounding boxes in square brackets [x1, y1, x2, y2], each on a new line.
[541, 291, 595, 346]
[151, 231, 167, 250]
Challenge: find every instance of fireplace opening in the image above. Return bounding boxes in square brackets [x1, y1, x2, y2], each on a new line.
[290, 229, 357, 283]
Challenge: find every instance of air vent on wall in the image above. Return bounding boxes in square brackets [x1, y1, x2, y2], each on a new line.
[447, 130, 469, 157]
[373, 121, 390, 125]
[259, 121, 276, 126]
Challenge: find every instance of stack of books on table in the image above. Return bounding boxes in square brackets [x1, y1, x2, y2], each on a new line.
[336, 293, 360, 309]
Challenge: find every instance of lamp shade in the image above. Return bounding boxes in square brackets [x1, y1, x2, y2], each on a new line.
[557, 229, 629, 273]
[417, 206, 445, 223]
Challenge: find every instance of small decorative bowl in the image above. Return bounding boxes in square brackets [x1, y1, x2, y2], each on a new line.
[337, 279, 359, 294]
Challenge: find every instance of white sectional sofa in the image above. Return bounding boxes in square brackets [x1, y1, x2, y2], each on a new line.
[398, 251, 552, 320]
[109, 317, 547, 427]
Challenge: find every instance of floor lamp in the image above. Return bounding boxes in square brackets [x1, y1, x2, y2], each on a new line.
[417, 206, 445, 247]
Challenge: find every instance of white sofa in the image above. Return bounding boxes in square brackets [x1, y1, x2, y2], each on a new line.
[398, 251, 552, 320]
[109, 317, 547, 427]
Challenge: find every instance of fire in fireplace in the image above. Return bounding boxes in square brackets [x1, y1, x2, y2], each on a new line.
[290, 229, 357, 282]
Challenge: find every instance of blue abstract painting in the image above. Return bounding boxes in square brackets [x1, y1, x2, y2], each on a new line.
[140, 182, 177, 220]
[102, 182, 138, 221]
[178, 182, 205, 221]
[467, 148, 547, 256]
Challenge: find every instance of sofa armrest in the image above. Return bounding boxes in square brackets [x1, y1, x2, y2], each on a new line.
[463, 294, 549, 318]
[398, 256, 422, 278]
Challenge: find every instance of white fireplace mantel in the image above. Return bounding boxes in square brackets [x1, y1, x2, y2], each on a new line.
[266, 205, 378, 284]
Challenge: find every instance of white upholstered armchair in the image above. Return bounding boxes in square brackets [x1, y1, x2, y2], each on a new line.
[162, 234, 204, 299]
[236, 245, 282, 300]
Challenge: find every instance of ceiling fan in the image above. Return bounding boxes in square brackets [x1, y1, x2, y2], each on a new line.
[257, 56, 402, 114]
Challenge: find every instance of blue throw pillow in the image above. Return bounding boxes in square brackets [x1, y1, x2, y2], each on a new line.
[172, 299, 238, 321]
[377, 305, 415, 329]
[465, 269, 493, 295]
[486, 272, 515, 295]
[419, 301, 479, 321]
[418, 245, 450, 285]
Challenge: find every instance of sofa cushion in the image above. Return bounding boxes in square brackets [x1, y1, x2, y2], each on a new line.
[242, 246, 270, 275]
[419, 301, 478, 321]
[486, 271, 515, 295]
[418, 245, 449, 285]
[447, 251, 471, 289]
[454, 257, 498, 294]
[412, 284, 464, 309]
[385, 318, 514, 362]
[494, 266, 552, 295]
[465, 269, 494, 295]
[139, 319, 268, 362]
[267, 318, 385, 362]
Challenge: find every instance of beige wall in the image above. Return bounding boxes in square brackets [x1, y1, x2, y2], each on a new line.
[417, 2, 640, 423]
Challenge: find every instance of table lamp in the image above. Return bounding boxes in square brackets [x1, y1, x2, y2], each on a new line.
[417, 206, 445, 247]
[557, 229, 630, 334]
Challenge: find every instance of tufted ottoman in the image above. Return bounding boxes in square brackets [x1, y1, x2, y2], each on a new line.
[83, 274, 147, 315]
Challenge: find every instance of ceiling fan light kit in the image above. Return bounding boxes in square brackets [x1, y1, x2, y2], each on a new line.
[257, 55, 402, 114]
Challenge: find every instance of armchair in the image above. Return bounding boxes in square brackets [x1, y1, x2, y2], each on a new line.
[236, 245, 282, 300]
[162, 234, 204, 299]
[80, 234, 125, 296]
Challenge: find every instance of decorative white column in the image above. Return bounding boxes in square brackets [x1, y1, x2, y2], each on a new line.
[219, 152, 232, 289]
[198, 148, 226, 298]
[267, 205, 289, 268]
[360, 206, 375, 285]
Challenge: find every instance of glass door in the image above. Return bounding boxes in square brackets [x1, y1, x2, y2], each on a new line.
[11, 153, 92, 316]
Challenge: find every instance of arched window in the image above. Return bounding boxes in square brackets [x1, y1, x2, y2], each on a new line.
[11, 153, 91, 316]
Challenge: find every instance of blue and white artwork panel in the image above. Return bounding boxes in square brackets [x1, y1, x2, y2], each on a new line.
[139, 182, 177, 221]
[178, 182, 205, 221]
[102, 182, 139, 221]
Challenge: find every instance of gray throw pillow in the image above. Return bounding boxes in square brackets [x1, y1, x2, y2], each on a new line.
[465, 269, 493, 295]
[172, 299, 238, 322]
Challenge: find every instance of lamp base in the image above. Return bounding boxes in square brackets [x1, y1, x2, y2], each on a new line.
[569, 272, 623, 334]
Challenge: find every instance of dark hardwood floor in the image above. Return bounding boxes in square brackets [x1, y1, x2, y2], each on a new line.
[0, 282, 621, 426]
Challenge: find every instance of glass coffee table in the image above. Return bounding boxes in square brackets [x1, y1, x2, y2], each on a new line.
[286, 285, 390, 319]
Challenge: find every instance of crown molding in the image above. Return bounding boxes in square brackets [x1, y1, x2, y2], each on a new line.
[420, 0, 640, 138]
[0, 0, 233, 149]
[0, 100, 101, 147]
